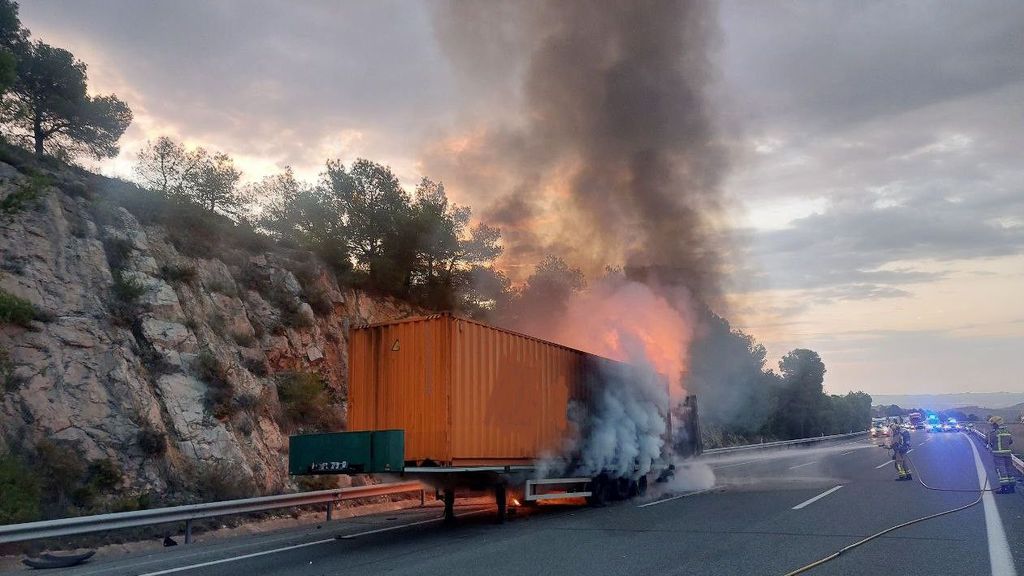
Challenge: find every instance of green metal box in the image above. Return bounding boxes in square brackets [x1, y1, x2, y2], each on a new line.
[289, 430, 404, 475]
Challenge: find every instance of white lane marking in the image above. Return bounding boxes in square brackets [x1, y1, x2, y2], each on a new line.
[138, 538, 336, 576]
[792, 485, 843, 510]
[138, 510, 491, 575]
[788, 461, 818, 470]
[713, 459, 757, 469]
[967, 437, 1017, 576]
[637, 487, 715, 508]
[840, 451, 854, 455]
[875, 460, 894, 469]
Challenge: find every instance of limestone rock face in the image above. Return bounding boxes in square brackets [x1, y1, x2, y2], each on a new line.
[0, 161, 421, 498]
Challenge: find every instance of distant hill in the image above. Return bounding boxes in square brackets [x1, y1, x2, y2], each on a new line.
[871, 392, 1024, 411]
[951, 404, 1024, 422]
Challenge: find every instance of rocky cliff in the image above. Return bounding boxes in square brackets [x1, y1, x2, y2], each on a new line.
[0, 159, 420, 509]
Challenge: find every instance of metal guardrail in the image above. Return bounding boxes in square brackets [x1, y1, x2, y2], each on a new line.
[0, 481, 425, 545]
[701, 431, 867, 456]
[971, 427, 1024, 476]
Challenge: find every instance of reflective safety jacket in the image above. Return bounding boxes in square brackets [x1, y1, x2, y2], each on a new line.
[994, 427, 1013, 455]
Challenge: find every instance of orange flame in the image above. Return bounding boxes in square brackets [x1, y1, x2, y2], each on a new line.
[547, 280, 693, 400]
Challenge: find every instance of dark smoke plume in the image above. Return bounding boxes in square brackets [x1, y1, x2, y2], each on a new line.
[430, 0, 729, 302]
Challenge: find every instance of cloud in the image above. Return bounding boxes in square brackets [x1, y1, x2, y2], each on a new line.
[18, 0, 455, 180]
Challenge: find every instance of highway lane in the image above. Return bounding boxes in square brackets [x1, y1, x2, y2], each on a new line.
[6, 431, 1021, 576]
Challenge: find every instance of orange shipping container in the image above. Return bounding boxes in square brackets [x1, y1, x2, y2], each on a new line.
[348, 313, 598, 467]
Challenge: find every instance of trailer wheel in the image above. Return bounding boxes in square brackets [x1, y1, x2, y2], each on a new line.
[613, 478, 632, 500]
[495, 485, 507, 524]
[586, 475, 609, 506]
[635, 476, 648, 497]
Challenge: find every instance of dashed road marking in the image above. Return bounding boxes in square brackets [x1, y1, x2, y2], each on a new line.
[713, 459, 757, 469]
[137, 538, 337, 575]
[788, 461, 818, 470]
[792, 485, 843, 510]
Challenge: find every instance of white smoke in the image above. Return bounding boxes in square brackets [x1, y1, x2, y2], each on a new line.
[571, 333, 671, 480]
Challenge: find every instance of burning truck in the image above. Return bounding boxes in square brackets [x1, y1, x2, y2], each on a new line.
[288, 313, 702, 522]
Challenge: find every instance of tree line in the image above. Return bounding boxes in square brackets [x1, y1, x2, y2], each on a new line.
[133, 136, 510, 312]
[685, 306, 872, 445]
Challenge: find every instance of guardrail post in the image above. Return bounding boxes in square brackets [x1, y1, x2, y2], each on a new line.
[326, 502, 333, 522]
[184, 520, 192, 544]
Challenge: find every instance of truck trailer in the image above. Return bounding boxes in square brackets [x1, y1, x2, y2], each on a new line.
[288, 313, 701, 522]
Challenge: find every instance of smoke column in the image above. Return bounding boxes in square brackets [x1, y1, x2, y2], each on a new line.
[430, 0, 729, 301]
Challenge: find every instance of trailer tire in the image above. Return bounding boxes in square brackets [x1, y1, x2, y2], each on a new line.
[613, 478, 632, 500]
[634, 476, 648, 497]
[587, 476, 609, 507]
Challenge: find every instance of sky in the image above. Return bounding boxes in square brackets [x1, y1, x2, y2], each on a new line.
[16, 0, 1024, 396]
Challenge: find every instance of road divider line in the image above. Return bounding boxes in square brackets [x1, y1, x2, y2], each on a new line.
[840, 451, 854, 455]
[138, 538, 336, 575]
[788, 461, 817, 470]
[875, 460, 893, 469]
[139, 509, 493, 575]
[967, 437, 1017, 576]
[792, 485, 843, 510]
[637, 487, 715, 508]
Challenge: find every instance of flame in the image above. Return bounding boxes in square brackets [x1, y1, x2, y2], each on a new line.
[511, 498, 521, 507]
[548, 280, 694, 400]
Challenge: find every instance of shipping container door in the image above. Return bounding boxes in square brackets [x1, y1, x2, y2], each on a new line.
[349, 318, 450, 464]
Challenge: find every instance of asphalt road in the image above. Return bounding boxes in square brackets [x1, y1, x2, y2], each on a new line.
[7, 430, 1023, 576]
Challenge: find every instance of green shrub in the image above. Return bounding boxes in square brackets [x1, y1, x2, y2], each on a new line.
[136, 340, 176, 375]
[281, 306, 313, 330]
[1, 347, 22, 393]
[0, 289, 36, 327]
[0, 139, 36, 169]
[0, 454, 41, 523]
[159, 263, 197, 285]
[303, 286, 333, 315]
[108, 493, 150, 513]
[243, 356, 269, 377]
[102, 236, 135, 271]
[277, 372, 342, 433]
[295, 475, 339, 492]
[198, 349, 235, 419]
[137, 426, 167, 457]
[0, 259, 24, 274]
[110, 272, 146, 326]
[0, 171, 50, 219]
[34, 440, 86, 511]
[193, 461, 257, 501]
[208, 279, 238, 297]
[64, 179, 91, 199]
[231, 329, 256, 347]
[112, 272, 146, 302]
[88, 459, 123, 491]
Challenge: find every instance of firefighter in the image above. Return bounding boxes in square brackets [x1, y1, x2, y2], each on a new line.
[989, 417, 1015, 493]
[890, 424, 912, 481]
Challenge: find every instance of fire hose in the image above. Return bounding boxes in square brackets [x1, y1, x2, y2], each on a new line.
[782, 445, 1001, 575]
